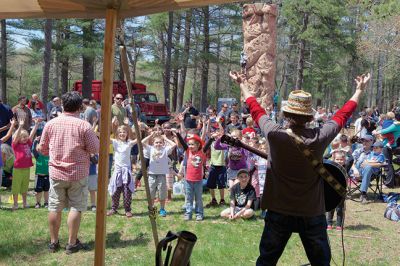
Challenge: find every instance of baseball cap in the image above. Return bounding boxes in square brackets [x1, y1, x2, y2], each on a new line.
[237, 169, 250, 177]
[372, 141, 384, 148]
[361, 135, 374, 142]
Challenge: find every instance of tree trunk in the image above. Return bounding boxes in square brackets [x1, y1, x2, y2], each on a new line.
[171, 13, 182, 112]
[177, 10, 192, 112]
[215, 11, 222, 106]
[0, 20, 6, 103]
[82, 20, 95, 99]
[376, 53, 384, 111]
[53, 26, 61, 96]
[200, 6, 210, 113]
[163, 12, 173, 110]
[295, 12, 309, 90]
[191, 12, 201, 107]
[60, 25, 70, 95]
[41, 19, 53, 110]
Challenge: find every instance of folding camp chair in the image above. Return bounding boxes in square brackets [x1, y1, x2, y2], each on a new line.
[347, 163, 386, 202]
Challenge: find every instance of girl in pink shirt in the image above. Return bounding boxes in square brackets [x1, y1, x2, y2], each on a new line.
[12, 118, 39, 210]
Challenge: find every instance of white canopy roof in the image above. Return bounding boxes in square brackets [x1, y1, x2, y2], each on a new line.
[0, 0, 239, 19]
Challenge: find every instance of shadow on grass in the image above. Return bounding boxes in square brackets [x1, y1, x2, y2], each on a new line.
[86, 231, 150, 249]
[345, 224, 381, 231]
[0, 237, 49, 259]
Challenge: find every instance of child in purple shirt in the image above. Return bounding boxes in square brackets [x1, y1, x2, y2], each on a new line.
[214, 129, 249, 190]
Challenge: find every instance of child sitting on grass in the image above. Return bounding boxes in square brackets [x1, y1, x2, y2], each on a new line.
[220, 169, 256, 220]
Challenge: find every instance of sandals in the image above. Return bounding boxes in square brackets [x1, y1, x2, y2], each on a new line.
[106, 209, 117, 216]
[125, 212, 133, 218]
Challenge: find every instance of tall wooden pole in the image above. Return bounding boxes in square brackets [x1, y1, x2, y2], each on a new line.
[242, 4, 277, 108]
[119, 45, 159, 247]
[94, 8, 117, 266]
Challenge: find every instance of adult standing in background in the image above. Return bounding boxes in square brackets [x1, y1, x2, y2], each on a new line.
[0, 99, 14, 145]
[28, 93, 45, 111]
[49, 97, 63, 120]
[111, 93, 127, 125]
[12, 96, 32, 131]
[180, 101, 199, 129]
[82, 98, 98, 125]
[38, 91, 99, 254]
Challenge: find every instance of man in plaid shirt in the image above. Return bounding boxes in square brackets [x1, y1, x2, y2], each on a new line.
[38, 91, 99, 254]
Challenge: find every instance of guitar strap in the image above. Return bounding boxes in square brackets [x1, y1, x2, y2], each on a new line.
[286, 128, 347, 197]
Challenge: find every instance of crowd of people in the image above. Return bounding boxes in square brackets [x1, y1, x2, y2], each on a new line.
[0, 73, 398, 260]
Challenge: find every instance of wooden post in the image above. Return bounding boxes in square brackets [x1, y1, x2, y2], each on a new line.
[119, 45, 159, 247]
[94, 8, 118, 266]
[242, 4, 277, 108]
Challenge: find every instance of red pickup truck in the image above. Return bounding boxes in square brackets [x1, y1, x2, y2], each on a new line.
[73, 80, 170, 124]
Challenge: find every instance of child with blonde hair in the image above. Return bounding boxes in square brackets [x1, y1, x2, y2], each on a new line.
[107, 124, 137, 218]
[12, 117, 39, 210]
[143, 131, 177, 217]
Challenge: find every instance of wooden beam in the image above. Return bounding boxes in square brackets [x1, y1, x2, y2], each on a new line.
[94, 8, 118, 266]
[119, 45, 159, 247]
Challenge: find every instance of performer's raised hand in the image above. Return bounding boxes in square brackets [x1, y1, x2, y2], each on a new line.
[229, 71, 252, 101]
[355, 73, 371, 91]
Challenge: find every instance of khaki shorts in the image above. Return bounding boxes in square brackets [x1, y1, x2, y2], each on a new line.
[148, 174, 167, 200]
[48, 177, 88, 212]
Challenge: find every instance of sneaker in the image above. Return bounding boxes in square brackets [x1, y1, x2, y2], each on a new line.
[35, 202, 41, 209]
[336, 226, 343, 231]
[327, 225, 333, 230]
[106, 209, 117, 216]
[91, 206, 96, 212]
[159, 209, 167, 217]
[206, 199, 218, 208]
[44, 202, 49, 208]
[183, 214, 192, 221]
[219, 199, 226, 206]
[196, 216, 204, 221]
[360, 194, 368, 204]
[48, 240, 60, 253]
[125, 212, 133, 218]
[65, 239, 88, 255]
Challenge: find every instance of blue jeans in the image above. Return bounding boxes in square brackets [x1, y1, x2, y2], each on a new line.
[185, 180, 203, 218]
[360, 165, 379, 193]
[256, 211, 331, 266]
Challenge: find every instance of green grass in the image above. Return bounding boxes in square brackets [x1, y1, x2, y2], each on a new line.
[0, 177, 400, 266]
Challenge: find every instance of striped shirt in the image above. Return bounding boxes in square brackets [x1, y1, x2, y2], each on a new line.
[39, 112, 99, 181]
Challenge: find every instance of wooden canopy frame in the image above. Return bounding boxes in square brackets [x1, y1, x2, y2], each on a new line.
[0, 1, 242, 265]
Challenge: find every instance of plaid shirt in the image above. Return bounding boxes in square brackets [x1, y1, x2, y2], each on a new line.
[39, 112, 99, 181]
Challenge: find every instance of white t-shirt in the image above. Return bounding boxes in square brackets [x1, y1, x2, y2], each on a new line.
[354, 117, 362, 137]
[147, 145, 172, 175]
[112, 139, 135, 167]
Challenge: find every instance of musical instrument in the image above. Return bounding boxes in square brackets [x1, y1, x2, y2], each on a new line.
[221, 135, 347, 211]
[156, 231, 197, 266]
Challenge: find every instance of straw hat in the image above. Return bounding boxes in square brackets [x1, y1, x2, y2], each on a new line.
[282, 90, 313, 116]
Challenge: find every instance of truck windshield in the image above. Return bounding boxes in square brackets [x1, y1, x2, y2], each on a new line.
[134, 94, 158, 103]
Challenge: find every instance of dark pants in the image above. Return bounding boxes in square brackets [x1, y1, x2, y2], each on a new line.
[256, 211, 331, 266]
[111, 182, 132, 212]
[382, 147, 395, 187]
[326, 201, 344, 227]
